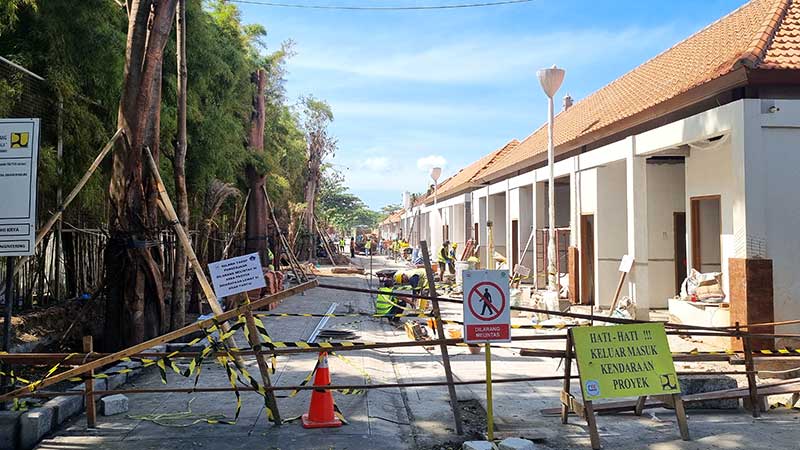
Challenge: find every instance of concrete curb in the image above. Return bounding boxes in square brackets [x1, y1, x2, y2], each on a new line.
[1, 355, 150, 450]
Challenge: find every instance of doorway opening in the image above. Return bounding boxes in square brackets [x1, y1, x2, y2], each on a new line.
[690, 196, 721, 273]
[674, 212, 687, 294]
[511, 219, 519, 271]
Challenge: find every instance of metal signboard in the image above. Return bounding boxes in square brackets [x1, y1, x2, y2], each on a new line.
[463, 269, 511, 343]
[0, 118, 39, 256]
[572, 323, 680, 400]
[208, 252, 266, 299]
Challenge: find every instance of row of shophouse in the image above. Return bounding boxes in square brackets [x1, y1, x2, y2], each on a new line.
[378, 0, 800, 335]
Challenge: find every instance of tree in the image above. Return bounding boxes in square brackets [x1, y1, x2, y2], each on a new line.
[317, 166, 381, 234]
[300, 96, 336, 260]
[171, 0, 189, 330]
[244, 68, 271, 266]
[104, 0, 178, 349]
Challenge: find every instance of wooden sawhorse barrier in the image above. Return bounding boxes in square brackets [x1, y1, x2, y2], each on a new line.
[559, 330, 690, 449]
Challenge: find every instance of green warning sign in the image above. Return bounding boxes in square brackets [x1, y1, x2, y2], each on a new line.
[572, 323, 680, 400]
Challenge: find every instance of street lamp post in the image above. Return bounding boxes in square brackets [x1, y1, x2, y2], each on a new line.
[537, 65, 565, 292]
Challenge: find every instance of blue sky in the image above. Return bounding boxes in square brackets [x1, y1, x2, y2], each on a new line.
[236, 0, 747, 210]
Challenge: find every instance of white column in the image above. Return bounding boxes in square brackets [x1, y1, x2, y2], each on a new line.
[627, 137, 650, 318]
[570, 160, 579, 247]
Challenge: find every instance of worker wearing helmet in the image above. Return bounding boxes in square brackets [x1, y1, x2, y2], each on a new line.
[437, 240, 456, 280]
[394, 268, 427, 308]
[375, 279, 406, 324]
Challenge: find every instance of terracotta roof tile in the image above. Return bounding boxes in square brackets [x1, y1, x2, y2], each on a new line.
[434, 139, 520, 200]
[477, 0, 799, 181]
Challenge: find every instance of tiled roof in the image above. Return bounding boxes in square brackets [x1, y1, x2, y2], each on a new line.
[478, 0, 800, 181]
[380, 209, 404, 225]
[433, 139, 519, 201]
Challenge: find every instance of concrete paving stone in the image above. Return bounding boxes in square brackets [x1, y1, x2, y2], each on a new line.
[103, 366, 129, 390]
[0, 410, 22, 450]
[463, 441, 496, 450]
[100, 394, 129, 416]
[20, 406, 54, 450]
[43, 395, 83, 425]
[497, 437, 537, 450]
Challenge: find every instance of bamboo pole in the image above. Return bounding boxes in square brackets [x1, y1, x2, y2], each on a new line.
[261, 185, 307, 282]
[221, 189, 250, 259]
[0, 280, 317, 402]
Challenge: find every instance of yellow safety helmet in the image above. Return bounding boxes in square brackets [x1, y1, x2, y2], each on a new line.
[394, 272, 404, 284]
[452, 242, 458, 248]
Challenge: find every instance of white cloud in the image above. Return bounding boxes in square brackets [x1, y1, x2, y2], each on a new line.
[416, 155, 447, 172]
[360, 156, 390, 172]
[291, 26, 675, 84]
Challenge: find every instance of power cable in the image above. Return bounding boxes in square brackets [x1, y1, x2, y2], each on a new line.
[228, 0, 535, 11]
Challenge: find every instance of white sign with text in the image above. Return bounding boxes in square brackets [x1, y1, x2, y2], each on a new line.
[0, 118, 39, 256]
[208, 253, 266, 298]
[463, 270, 511, 343]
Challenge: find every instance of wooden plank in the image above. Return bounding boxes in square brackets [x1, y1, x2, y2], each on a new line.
[584, 399, 601, 450]
[742, 333, 761, 418]
[561, 331, 574, 424]
[243, 309, 281, 425]
[673, 394, 691, 441]
[145, 147, 242, 357]
[0, 280, 317, 402]
[420, 240, 463, 435]
[83, 336, 96, 428]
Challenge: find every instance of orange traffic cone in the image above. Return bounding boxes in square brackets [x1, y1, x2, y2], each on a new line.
[301, 352, 342, 429]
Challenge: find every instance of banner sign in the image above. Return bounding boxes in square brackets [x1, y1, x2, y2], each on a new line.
[463, 270, 510, 343]
[0, 118, 39, 256]
[208, 253, 266, 298]
[572, 323, 680, 400]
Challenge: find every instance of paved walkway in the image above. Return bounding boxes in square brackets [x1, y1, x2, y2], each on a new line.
[37, 255, 800, 449]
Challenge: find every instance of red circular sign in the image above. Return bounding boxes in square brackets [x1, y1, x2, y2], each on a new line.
[467, 281, 506, 321]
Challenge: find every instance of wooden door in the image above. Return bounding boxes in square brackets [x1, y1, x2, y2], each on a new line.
[580, 214, 595, 305]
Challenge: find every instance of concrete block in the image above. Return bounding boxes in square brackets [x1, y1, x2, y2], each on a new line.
[0, 411, 22, 450]
[104, 366, 129, 390]
[498, 438, 538, 450]
[43, 395, 83, 425]
[20, 407, 54, 450]
[679, 375, 739, 409]
[463, 441, 496, 450]
[100, 394, 129, 416]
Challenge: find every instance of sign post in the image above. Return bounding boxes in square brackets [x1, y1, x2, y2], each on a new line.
[561, 322, 689, 449]
[463, 269, 510, 441]
[0, 118, 39, 404]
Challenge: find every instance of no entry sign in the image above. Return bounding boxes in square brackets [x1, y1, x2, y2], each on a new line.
[463, 270, 510, 343]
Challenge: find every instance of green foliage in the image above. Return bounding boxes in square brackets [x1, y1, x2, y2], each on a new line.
[0, 0, 372, 234]
[317, 166, 381, 233]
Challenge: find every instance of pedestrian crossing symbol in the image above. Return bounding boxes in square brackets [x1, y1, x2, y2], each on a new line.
[463, 270, 510, 343]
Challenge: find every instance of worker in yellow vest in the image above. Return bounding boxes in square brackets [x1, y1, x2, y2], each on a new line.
[364, 238, 372, 256]
[375, 280, 406, 324]
[394, 268, 428, 308]
[437, 240, 456, 280]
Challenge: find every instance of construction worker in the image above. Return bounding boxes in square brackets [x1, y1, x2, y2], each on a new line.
[375, 280, 406, 323]
[394, 268, 428, 307]
[349, 236, 356, 258]
[339, 237, 345, 253]
[364, 238, 372, 256]
[437, 240, 455, 280]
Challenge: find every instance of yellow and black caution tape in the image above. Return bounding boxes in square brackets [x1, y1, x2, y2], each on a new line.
[673, 347, 800, 356]
[770, 401, 800, 411]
